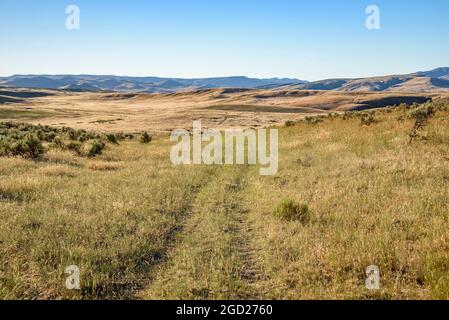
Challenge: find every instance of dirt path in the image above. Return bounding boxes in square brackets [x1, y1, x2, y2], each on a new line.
[137, 165, 269, 299]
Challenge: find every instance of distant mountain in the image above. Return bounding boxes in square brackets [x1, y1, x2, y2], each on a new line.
[59, 81, 101, 92]
[286, 67, 449, 93]
[414, 67, 449, 79]
[1, 68, 448, 93]
[0, 75, 306, 93]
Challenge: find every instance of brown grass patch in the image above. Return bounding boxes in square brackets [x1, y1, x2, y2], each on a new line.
[37, 165, 77, 177]
[85, 161, 124, 171]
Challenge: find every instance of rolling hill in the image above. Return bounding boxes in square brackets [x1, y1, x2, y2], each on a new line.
[1, 68, 449, 93]
[285, 67, 449, 93]
[0, 75, 305, 93]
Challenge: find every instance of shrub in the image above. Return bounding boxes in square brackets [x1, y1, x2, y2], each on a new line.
[10, 134, 44, 159]
[105, 133, 119, 144]
[360, 113, 377, 126]
[273, 198, 311, 223]
[408, 104, 435, 122]
[46, 132, 57, 142]
[0, 122, 123, 159]
[115, 132, 126, 140]
[87, 140, 105, 157]
[408, 104, 435, 142]
[305, 116, 323, 125]
[0, 137, 11, 156]
[67, 129, 79, 141]
[52, 136, 65, 150]
[140, 131, 152, 144]
[327, 113, 339, 119]
[66, 141, 82, 156]
[285, 120, 295, 127]
[78, 133, 89, 142]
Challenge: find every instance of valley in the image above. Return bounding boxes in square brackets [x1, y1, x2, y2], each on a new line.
[0, 86, 446, 133]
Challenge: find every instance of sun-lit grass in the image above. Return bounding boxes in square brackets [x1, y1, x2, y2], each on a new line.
[0, 100, 448, 299]
[0, 138, 215, 299]
[245, 102, 449, 299]
[0, 108, 54, 120]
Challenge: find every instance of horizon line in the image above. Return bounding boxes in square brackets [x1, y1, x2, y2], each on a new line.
[0, 66, 448, 82]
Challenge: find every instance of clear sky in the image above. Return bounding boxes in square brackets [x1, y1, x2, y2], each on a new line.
[0, 0, 448, 80]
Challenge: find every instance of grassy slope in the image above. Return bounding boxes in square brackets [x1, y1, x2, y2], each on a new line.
[247, 105, 449, 299]
[1, 101, 449, 299]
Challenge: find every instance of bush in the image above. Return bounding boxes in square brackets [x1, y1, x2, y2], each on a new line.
[408, 104, 435, 142]
[105, 133, 119, 144]
[273, 198, 311, 223]
[140, 131, 152, 144]
[52, 136, 65, 150]
[0, 122, 127, 159]
[67, 129, 79, 141]
[0, 137, 11, 156]
[360, 113, 378, 126]
[10, 134, 44, 159]
[305, 116, 323, 125]
[327, 113, 339, 119]
[66, 141, 82, 156]
[87, 140, 105, 157]
[408, 104, 435, 122]
[285, 120, 295, 127]
[78, 133, 89, 142]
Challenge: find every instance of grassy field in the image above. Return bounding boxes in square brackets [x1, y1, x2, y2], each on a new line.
[1, 87, 446, 133]
[1, 100, 449, 299]
[0, 108, 54, 120]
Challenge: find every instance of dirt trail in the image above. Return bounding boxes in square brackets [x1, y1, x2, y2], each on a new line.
[234, 212, 269, 299]
[104, 168, 219, 300]
[137, 165, 269, 299]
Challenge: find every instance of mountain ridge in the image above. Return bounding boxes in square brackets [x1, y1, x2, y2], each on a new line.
[282, 67, 449, 93]
[1, 67, 449, 93]
[0, 75, 305, 93]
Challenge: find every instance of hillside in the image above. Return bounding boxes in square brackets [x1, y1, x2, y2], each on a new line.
[1, 99, 449, 299]
[1, 87, 446, 133]
[287, 67, 449, 93]
[0, 75, 305, 93]
[1, 68, 449, 93]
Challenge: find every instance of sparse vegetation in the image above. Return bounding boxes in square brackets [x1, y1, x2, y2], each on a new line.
[408, 103, 436, 142]
[105, 133, 119, 144]
[360, 112, 378, 126]
[87, 140, 106, 157]
[0, 132, 44, 159]
[66, 141, 82, 156]
[1, 99, 449, 299]
[140, 131, 152, 144]
[273, 198, 311, 223]
[305, 115, 324, 125]
[0, 122, 126, 159]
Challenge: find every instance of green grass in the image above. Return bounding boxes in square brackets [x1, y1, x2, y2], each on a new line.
[0, 108, 54, 120]
[0, 100, 449, 299]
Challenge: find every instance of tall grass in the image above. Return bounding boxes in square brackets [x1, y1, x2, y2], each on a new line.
[1, 100, 449, 299]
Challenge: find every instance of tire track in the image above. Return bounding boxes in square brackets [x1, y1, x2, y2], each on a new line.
[138, 165, 270, 299]
[97, 167, 219, 299]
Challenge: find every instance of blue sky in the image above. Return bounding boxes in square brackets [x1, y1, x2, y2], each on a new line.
[0, 0, 448, 80]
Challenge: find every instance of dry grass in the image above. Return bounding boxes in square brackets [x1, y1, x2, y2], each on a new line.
[1, 88, 447, 134]
[0, 100, 449, 299]
[85, 161, 124, 171]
